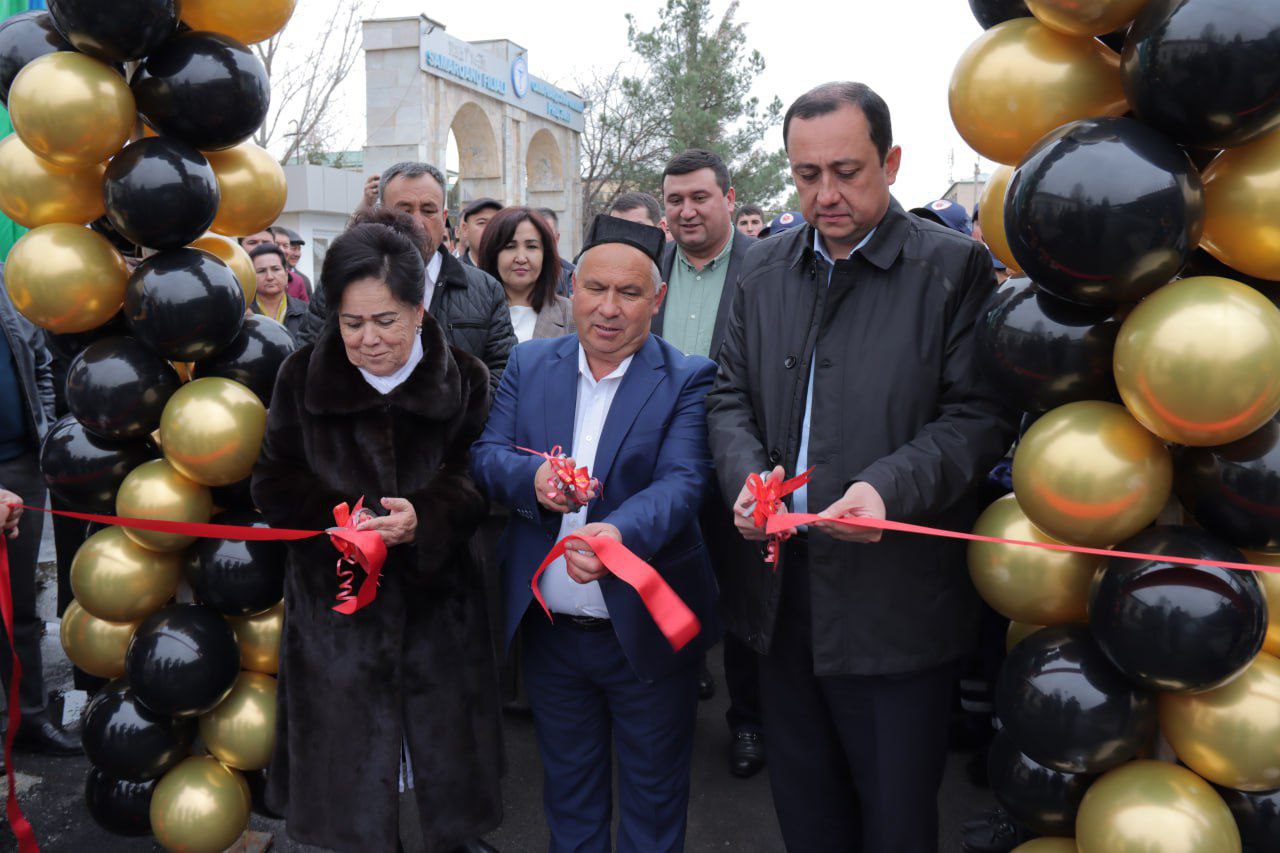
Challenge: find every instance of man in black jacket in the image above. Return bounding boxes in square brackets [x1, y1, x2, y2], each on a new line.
[706, 83, 1015, 851]
[655, 149, 767, 780]
[300, 162, 515, 389]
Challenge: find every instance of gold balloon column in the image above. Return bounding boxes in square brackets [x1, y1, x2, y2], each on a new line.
[0, 4, 295, 850]
[954, 1, 1280, 848]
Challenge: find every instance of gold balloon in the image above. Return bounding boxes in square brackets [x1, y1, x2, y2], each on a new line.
[978, 165, 1019, 273]
[181, 0, 297, 45]
[1076, 760, 1240, 852]
[116, 459, 213, 552]
[4, 223, 128, 334]
[1027, 0, 1150, 37]
[1243, 551, 1280, 657]
[199, 672, 277, 771]
[190, 233, 256, 305]
[1007, 621, 1045, 653]
[1159, 653, 1280, 792]
[1202, 127, 1280, 282]
[230, 600, 282, 675]
[7, 52, 135, 169]
[1114, 276, 1280, 446]
[969, 493, 1101, 624]
[949, 18, 1127, 166]
[205, 143, 288, 238]
[1013, 841, 1078, 853]
[0, 135, 105, 228]
[59, 600, 140, 680]
[70, 526, 182, 622]
[160, 378, 267, 488]
[150, 757, 251, 853]
[1012, 401, 1172, 547]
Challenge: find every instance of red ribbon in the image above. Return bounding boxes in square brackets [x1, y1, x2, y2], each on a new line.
[515, 445, 601, 507]
[746, 468, 812, 564]
[328, 499, 388, 615]
[531, 534, 700, 651]
[0, 538, 38, 853]
[765, 512, 1280, 574]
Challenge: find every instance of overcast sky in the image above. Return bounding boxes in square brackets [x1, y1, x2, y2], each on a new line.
[302, 0, 997, 208]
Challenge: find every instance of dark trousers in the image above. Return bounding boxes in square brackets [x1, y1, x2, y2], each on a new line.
[0, 450, 48, 716]
[522, 612, 699, 853]
[760, 540, 954, 853]
[723, 631, 762, 734]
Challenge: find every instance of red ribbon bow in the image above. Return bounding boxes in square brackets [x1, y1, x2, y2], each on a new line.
[516, 445, 601, 507]
[746, 468, 812, 564]
[329, 498, 390, 615]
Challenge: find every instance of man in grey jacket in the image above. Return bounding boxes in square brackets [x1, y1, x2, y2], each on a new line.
[706, 83, 1015, 851]
[0, 266, 80, 754]
[300, 162, 515, 389]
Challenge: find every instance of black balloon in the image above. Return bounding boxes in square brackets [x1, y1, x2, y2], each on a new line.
[126, 604, 242, 717]
[44, 311, 131, 364]
[976, 275, 1124, 413]
[0, 11, 71, 105]
[40, 415, 157, 513]
[66, 336, 182, 441]
[1090, 525, 1267, 692]
[1176, 416, 1280, 553]
[81, 682, 196, 782]
[103, 137, 220, 252]
[968, 0, 1031, 29]
[988, 728, 1096, 836]
[47, 0, 179, 64]
[125, 249, 245, 361]
[243, 769, 283, 819]
[1216, 785, 1280, 853]
[996, 624, 1155, 774]
[192, 314, 297, 407]
[1005, 117, 1204, 305]
[84, 767, 155, 837]
[88, 216, 141, 258]
[1122, 0, 1280, 149]
[132, 31, 270, 151]
[185, 511, 285, 617]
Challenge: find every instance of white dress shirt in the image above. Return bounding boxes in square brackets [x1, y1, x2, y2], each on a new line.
[423, 250, 443, 311]
[538, 345, 635, 618]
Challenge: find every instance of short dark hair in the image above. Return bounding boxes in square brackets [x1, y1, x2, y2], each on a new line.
[378, 161, 446, 202]
[535, 207, 559, 227]
[477, 207, 561, 314]
[249, 243, 287, 267]
[608, 191, 662, 226]
[662, 149, 731, 195]
[321, 211, 425, 316]
[783, 82, 893, 162]
[736, 203, 764, 221]
[349, 206, 432, 263]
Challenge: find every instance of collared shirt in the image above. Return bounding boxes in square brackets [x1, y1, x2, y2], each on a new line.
[255, 293, 289, 324]
[793, 227, 877, 515]
[357, 333, 424, 395]
[539, 346, 635, 617]
[423, 250, 443, 312]
[662, 232, 734, 358]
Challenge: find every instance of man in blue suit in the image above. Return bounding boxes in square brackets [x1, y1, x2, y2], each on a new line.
[471, 215, 720, 853]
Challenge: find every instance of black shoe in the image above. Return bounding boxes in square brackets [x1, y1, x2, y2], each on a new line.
[451, 841, 499, 853]
[729, 730, 765, 778]
[698, 666, 715, 701]
[12, 715, 82, 756]
[959, 807, 1034, 853]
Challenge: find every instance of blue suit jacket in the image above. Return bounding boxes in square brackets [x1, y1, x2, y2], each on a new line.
[470, 333, 721, 682]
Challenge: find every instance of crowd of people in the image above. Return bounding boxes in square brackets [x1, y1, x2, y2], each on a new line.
[0, 79, 1024, 853]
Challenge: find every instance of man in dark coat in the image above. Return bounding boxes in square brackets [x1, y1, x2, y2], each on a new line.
[298, 162, 516, 389]
[706, 83, 1016, 851]
[655, 148, 766, 779]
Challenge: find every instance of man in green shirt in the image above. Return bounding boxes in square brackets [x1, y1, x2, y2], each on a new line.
[654, 149, 765, 780]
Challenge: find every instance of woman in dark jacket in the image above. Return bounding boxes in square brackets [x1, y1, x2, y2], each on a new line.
[248, 243, 309, 341]
[251, 214, 502, 852]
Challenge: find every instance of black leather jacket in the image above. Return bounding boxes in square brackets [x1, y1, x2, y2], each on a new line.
[299, 248, 515, 389]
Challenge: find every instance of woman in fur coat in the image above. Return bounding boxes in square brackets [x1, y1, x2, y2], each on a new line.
[251, 215, 502, 852]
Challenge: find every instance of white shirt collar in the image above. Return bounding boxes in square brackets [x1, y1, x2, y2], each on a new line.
[426, 250, 442, 286]
[577, 344, 633, 388]
[358, 332, 424, 395]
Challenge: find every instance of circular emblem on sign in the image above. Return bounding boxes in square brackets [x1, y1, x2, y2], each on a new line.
[512, 55, 529, 98]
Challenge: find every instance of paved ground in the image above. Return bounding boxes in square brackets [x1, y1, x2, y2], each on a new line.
[0, 529, 995, 852]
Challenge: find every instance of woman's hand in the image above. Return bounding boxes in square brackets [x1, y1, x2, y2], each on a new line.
[357, 497, 417, 547]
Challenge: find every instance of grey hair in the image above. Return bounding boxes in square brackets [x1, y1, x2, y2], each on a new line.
[378, 161, 447, 202]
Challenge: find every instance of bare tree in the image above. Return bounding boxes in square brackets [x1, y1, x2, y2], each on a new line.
[254, 0, 368, 165]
